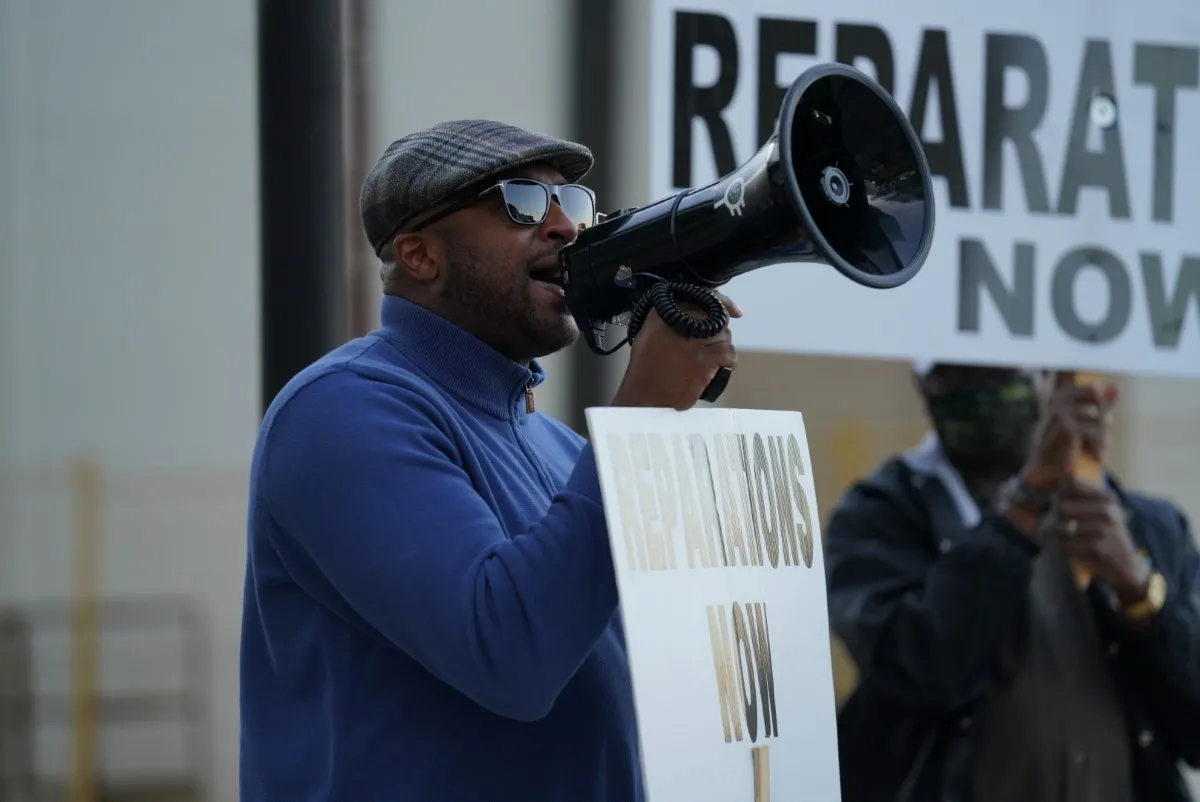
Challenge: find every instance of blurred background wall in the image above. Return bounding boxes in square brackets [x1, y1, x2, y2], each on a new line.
[1, 1, 259, 800]
[0, 1, 1196, 800]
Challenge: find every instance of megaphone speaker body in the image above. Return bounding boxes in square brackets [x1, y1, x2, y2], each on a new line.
[560, 62, 936, 393]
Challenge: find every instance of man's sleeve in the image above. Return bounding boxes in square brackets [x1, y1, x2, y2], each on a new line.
[825, 474, 1040, 712]
[1113, 503, 1200, 766]
[259, 370, 619, 722]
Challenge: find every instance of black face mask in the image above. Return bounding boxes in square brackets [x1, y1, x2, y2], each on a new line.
[924, 377, 1042, 468]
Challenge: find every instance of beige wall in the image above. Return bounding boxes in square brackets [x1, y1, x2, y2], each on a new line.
[1122, 376, 1200, 527]
[0, 1, 259, 796]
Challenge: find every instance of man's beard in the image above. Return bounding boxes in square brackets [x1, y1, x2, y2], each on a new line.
[441, 240, 578, 360]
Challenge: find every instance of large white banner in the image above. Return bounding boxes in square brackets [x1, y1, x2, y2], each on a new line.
[587, 407, 841, 802]
[648, 0, 1200, 378]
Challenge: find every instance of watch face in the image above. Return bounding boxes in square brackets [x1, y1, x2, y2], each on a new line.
[1150, 573, 1167, 607]
[1125, 573, 1166, 620]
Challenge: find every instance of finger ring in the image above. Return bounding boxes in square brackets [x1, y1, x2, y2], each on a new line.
[1065, 519, 1078, 536]
[1079, 403, 1101, 420]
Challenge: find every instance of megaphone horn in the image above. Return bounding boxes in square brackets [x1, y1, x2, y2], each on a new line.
[560, 61, 937, 402]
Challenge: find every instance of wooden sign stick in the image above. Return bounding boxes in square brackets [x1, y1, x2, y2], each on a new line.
[753, 745, 770, 802]
[1068, 371, 1106, 589]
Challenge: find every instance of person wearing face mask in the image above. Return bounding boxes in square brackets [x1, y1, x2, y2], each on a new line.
[824, 362, 1200, 802]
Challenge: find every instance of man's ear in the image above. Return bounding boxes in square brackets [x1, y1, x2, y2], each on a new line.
[392, 233, 443, 284]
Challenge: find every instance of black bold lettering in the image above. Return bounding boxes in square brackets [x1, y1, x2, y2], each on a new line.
[908, 28, 970, 208]
[747, 603, 778, 739]
[715, 435, 750, 566]
[958, 239, 1036, 336]
[731, 602, 759, 742]
[673, 435, 712, 569]
[673, 11, 739, 187]
[785, 436, 815, 569]
[706, 605, 742, 742]
[1051, 247, 1131, 344]
[1134, 45, 1200, 223]
[751, 434, 781, 568]
[757, 18, 817, 147]
[982, 34, 1051, 213]
[1141, 253, 1200, 348]
[731, 435, 764, 566]
[690, 435, 728, 567]
[1057, 40, 1131, 219]
[768, 436, 800, 566]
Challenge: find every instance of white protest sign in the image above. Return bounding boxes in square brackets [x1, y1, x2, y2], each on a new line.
[586, 407, 841, 802]
[648, 0, 1200, 377]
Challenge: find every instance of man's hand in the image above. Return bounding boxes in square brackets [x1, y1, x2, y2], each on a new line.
[1051, 478, 1151, 605]
[611, 289, 741, 411]
[1022, 372, 1119, 492]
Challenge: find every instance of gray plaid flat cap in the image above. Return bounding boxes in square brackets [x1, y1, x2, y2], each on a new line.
[360, 119, 594, 254]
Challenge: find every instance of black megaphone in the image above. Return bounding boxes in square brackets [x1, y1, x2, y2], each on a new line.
[559, 62, 936, 402]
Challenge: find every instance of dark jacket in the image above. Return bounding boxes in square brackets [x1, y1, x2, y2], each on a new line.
[826, 454, 1200, 802]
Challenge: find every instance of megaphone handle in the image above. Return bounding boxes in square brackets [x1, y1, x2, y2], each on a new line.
[624, 279, 734, 404]
[700, 367, 733, 403]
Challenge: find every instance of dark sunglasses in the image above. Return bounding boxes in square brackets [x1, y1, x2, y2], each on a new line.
[376, 179, 597, 252]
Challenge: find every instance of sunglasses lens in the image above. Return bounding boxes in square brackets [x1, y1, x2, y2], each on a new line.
[499, 180, 595, 229]
[558, 186, 596, 229]
[501, 181, 550, 224]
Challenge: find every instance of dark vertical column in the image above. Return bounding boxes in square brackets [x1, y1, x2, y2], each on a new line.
[342, 0, 377, 339]
[258, 0, 346, 412]
[567, 0, 618, 434]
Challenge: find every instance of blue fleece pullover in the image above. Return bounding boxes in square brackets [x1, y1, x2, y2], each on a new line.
[239, 294, 643, 801]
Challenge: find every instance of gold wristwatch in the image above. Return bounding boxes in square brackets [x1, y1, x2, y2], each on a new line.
[1122, 571, 1167, 622]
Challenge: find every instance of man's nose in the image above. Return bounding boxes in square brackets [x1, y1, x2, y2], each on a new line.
[539, 198, 579, 244]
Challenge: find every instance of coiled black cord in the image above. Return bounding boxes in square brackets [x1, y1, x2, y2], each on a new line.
[626, 280, 729, 343]
[625, 278, 734, 402]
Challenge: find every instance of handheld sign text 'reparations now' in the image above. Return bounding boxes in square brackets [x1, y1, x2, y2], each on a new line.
[650, 0, 1200, 378]
[587, 407, 841, 802]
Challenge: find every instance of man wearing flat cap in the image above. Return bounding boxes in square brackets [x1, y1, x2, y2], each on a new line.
[238, 120, 740, 801]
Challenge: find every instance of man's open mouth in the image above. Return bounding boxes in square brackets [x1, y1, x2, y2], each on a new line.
[529, 267, 564, 286]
